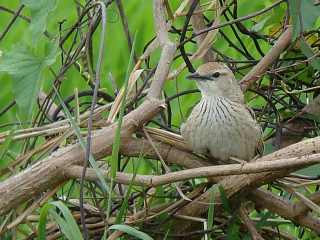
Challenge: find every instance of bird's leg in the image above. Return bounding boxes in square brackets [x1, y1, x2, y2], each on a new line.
[251, 155, 261, 162]
[229, 156, 246, 164]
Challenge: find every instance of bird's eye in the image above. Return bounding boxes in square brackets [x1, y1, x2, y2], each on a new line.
[211, 72, 220, 78]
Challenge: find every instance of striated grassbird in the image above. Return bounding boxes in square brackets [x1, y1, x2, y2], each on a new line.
[181, 62, 262, 163]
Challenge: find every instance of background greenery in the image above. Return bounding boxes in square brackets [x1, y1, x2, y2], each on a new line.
[0, 0, 320, 239]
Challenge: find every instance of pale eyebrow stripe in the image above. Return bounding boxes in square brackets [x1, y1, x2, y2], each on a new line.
[217, 70, 229, 75]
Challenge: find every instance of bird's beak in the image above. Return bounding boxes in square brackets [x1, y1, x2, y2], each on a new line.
[186, 72, 203, 80]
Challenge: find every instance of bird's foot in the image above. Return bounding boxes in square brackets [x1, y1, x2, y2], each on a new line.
[229, 156, 246, 164]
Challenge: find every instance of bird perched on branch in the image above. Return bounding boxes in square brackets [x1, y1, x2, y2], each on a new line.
[181, 62, 262, 163]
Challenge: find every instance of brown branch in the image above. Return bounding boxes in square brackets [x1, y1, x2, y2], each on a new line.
[239, 204, 265, 240]
[122, 137, 208, 168]
[129, 133, 320, 234]
[65, 153, 320, 187]
[0, 99, 160, 215]
[292, 191, 320, 217]
[250, 189, 320, 235]
[172, 136, 320, 233]
[148, 0, 176, 99]
[240, 27, 292, 91]
[190, 4, 215, 62]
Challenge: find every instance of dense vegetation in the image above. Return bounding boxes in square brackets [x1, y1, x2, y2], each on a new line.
[0, 0, 319, 239]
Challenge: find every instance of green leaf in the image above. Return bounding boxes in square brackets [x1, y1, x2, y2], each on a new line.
[21, 0, 57, 41]
[299, 1, 320, 30]
[255, 211, 273, 229]
[300, 39, 320, 71]
[116, 152, 143, 224]
[0, 42, 59, 119]
[106, 33, 137, 224]
[289, 0, 320, 39]
[227, 218, 240, 240]
[109, 224, 153, 240]
[111, 33, 137, 178]
[296, 164, 320, 176]
[49, 202, 83, 240]
[218, 185, 231, 214]
[251, 17, 270, 33]
[207, 185, 218, 232]
[38, 201, 83, 240]
[38, 203, 51, 240]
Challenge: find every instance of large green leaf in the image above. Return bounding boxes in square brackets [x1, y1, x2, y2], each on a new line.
[289, 0, 320, 39]
[0, 42, 59, 119]
[21, 0, 58, 41]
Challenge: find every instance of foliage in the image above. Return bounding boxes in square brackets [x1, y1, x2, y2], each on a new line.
[38, 201, 83, 240]
[0, 42, 59, 119]
[21, 0, 58, 42]
[0, 0, 319, 239]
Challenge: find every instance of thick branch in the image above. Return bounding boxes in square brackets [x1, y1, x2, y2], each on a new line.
[173, 136, 320, 232]
[0, 99, 162, 215]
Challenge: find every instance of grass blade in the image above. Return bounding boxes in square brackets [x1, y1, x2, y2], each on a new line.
[38, 201, 83, 240]
[52, 85, 108, 192]
[109, 224, 153, 240]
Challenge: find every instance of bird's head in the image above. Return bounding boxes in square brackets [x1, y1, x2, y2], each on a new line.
[187, 62, 244, 103]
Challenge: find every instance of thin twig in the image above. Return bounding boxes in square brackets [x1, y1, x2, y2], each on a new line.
[178, 0, 285, 47]
[80, 2, 107, 239]
[0, 5, 24, 42]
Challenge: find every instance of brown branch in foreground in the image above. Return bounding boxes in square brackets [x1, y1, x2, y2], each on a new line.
[172, 136, 320, 233]
[0, 99, 161, 215]
[62, 135, 320, 234]
[132, 134, 320, 235]
[64, 153, 320, 187]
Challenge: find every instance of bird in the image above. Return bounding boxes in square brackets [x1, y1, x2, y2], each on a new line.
[181, 62, 262, 163]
